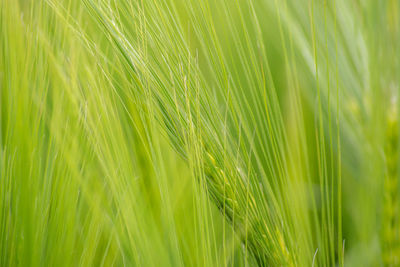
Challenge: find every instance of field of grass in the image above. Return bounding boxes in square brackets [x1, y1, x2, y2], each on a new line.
[1, 0, 399, 266]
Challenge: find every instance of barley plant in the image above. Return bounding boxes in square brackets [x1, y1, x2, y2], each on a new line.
[0, 0, 399, 266]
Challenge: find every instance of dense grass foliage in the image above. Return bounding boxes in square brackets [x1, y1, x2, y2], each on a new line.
[1, 0, 399, 266]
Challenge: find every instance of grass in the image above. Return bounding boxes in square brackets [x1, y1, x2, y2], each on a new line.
[1, 0, 399, 266]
